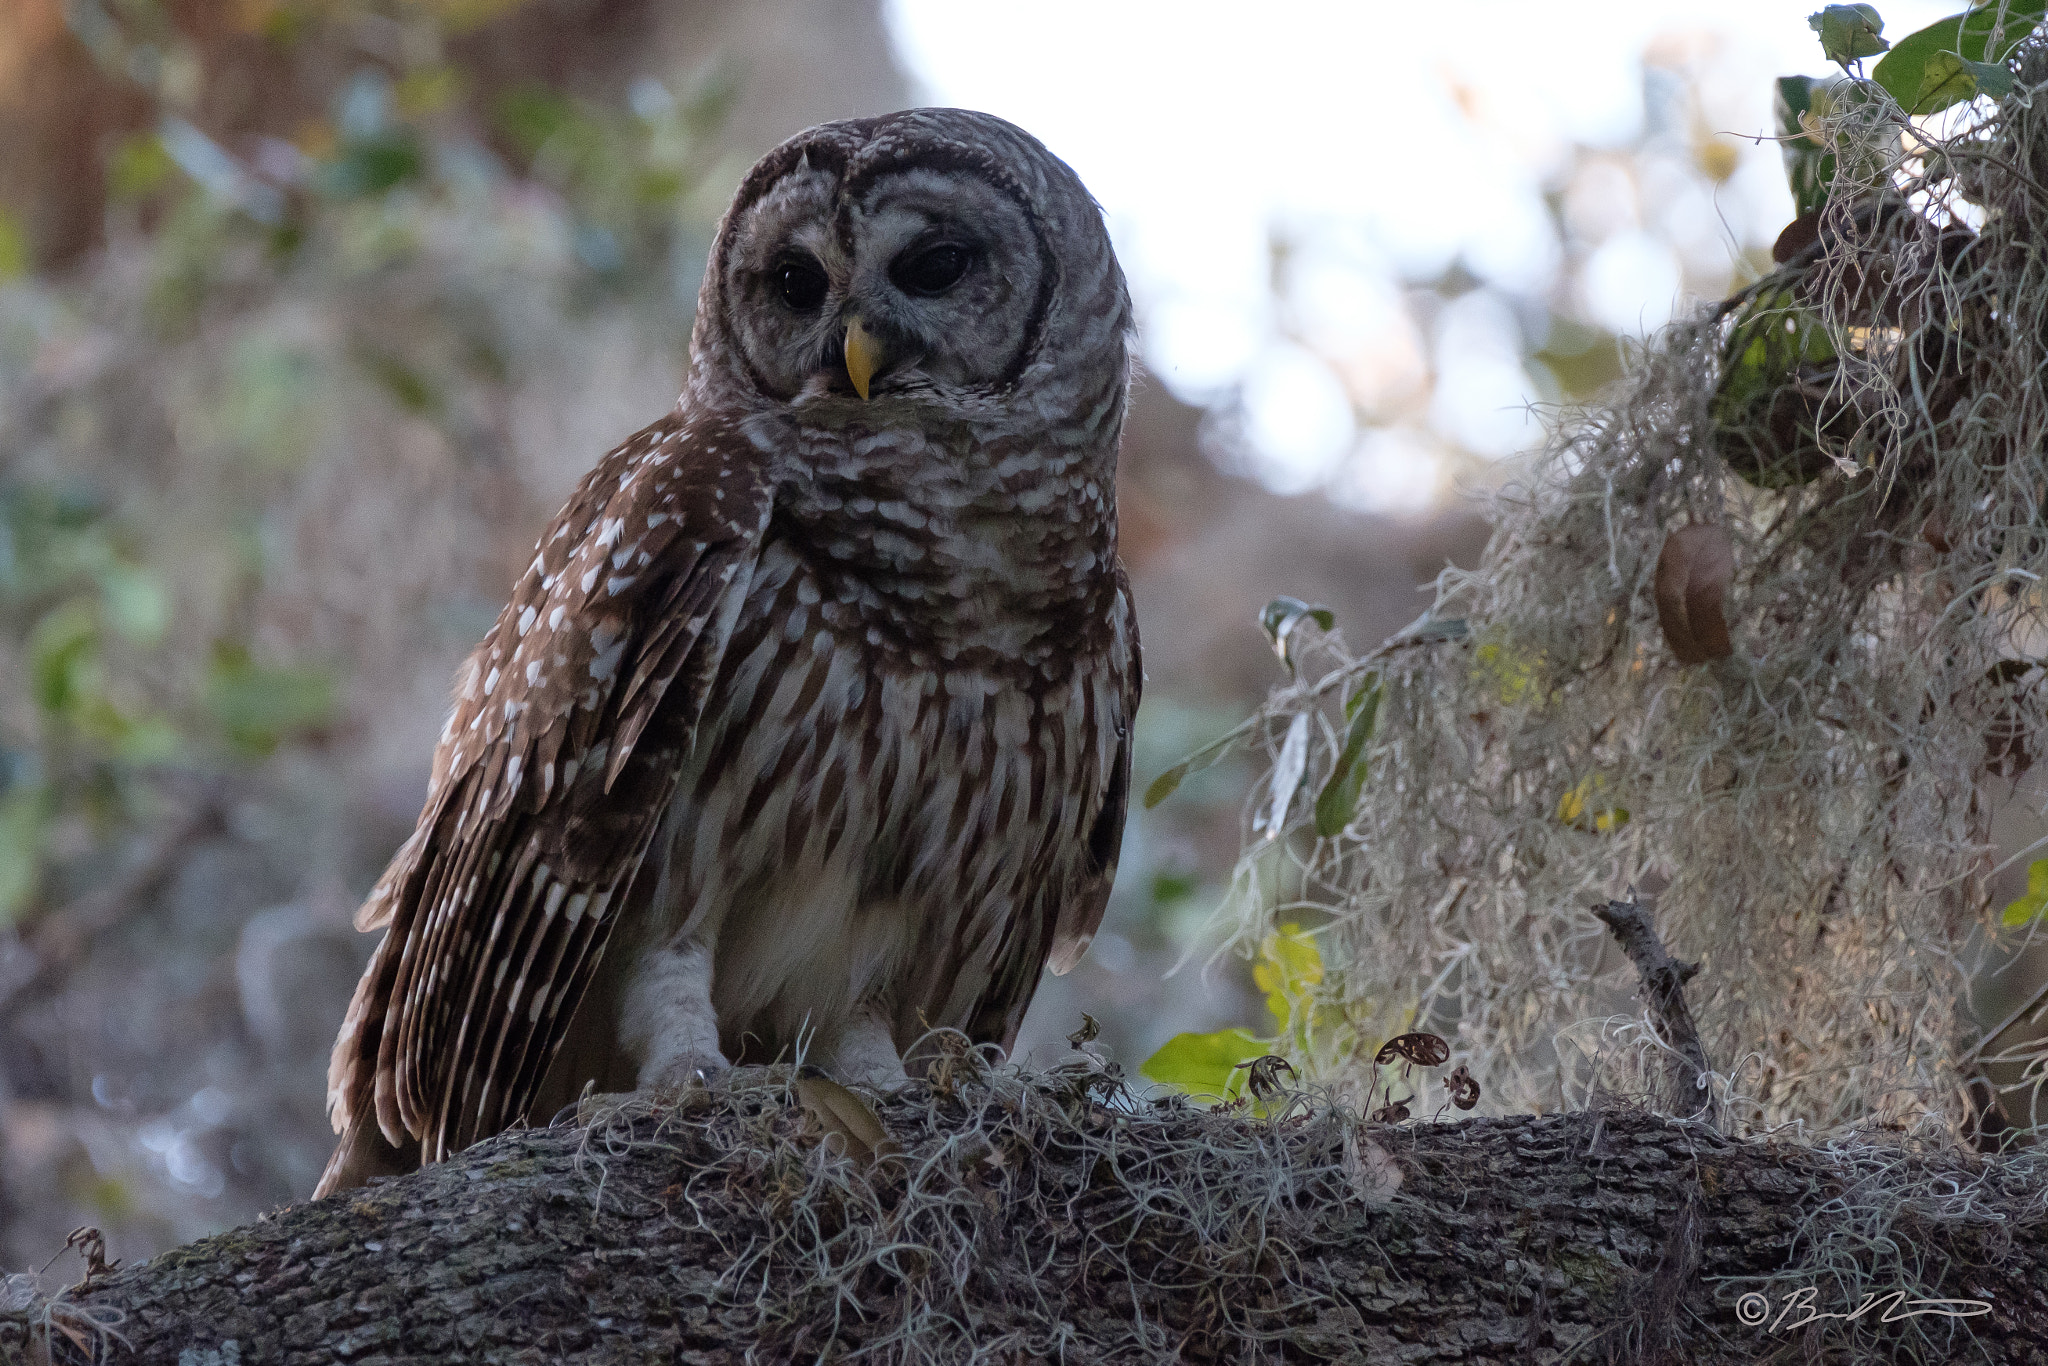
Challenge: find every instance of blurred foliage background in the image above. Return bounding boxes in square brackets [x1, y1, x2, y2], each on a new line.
[0, 0, 1920, 1269]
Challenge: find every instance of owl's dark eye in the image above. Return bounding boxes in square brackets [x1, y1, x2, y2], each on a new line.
[774, 255, 829, 311]
[890, 241, 973, 297]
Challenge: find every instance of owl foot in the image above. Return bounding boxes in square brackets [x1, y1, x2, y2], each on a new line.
[549, 1081, 691, 1130]
[823, 1003, 910, 1091]
[549, 1052, 728, 1130]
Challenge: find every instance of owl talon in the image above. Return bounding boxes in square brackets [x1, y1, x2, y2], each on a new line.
[542, 1089, 628, 1130]
[641, 1049, 732, 1095]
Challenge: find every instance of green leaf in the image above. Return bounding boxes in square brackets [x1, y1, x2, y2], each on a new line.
[1140, 1027, 1267, 1100]
[1951, 53, 2018, 97]
[1907, 50, 2017, 110]
[205, 645, 338, 755]
[394, 65, 464, 119]
[1408, 616, 1470, 642]
[1143, 761, 1189, 809]
[2002, 859, 2048, 926]
[1143, 714, 1250, 811]
[1873, 0, 2045, 114]
[218, 339, 322, 468]
[1775, 76, 1841, 217]
[315, 130, 424, 198]
[98, 562, 171, 647]
[27, 601, 100, 716]
[1259, 595, 1335, 671]
[634, 167, 687, 206]
[1713, 287, 1842, 488]
[1314, 675, 1381, 837]
[1810, 5, 1891, 66]
[110, 714, 184, 766]
[107, 133, 176, 202]
[1718, 292, 1838, 417]
[0, 205, 27, 283]
[353, 342, 441, 415]
[1253, 924, 1325, 1031]
[495, 85, 580, 160]
[0, 786, 46, 926]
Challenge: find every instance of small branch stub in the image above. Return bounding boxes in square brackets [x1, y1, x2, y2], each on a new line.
[1592, 895, 1721, 1126]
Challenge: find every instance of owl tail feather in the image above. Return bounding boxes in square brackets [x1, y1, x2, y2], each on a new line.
[313, 1092, 421, 1199]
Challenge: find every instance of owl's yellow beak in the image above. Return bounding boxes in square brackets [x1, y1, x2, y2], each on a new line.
[843, 317, 880, 401]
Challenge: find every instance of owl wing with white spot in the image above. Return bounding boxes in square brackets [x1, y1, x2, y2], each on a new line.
[323, 408, 774, 1173]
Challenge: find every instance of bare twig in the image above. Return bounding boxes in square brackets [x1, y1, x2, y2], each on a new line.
[0, 790, 225, 1019]
[1592, 896, 1720, 1127]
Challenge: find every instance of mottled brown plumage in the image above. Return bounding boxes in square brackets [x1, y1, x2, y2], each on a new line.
[319, 109, 1137, 1196]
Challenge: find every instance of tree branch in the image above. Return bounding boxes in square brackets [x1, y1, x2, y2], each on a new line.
[1593, 895, 1721, 1127]
[4, 1068, 2042, 1364]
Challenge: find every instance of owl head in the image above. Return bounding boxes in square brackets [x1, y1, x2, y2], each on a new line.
[688, 108, 1131, 437]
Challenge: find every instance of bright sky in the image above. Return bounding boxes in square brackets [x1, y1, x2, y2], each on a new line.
[885, 0, 1960, 505]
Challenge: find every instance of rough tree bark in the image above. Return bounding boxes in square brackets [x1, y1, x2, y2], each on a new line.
[3, 1070, 2044, 1366]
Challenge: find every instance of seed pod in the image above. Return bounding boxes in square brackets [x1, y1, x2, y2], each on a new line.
[1233, 1054, 1298, 1101]
[1446, 1064, 1481, 1111]
[1654, 525, 1736, 665]
[1375, 1032, 1451, 1068]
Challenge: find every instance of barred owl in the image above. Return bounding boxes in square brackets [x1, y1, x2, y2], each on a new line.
[316, 109, 1139, 1196]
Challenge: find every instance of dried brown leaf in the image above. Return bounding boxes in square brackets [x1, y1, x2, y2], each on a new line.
[1772, 210, 1823, 263]
[1653, 524, 1735, 664]
[794, 1071, 900, 1168]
